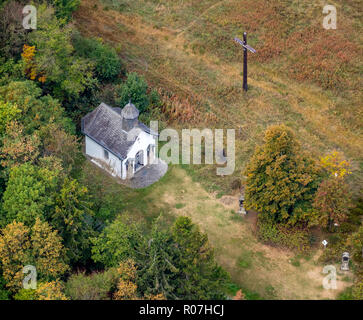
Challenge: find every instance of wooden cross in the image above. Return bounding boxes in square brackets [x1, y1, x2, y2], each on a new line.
[234, 32, 256, 91]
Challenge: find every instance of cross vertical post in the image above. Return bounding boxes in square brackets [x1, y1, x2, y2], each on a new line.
[243, 32, 248, 91]
[233, 33, 256, 92]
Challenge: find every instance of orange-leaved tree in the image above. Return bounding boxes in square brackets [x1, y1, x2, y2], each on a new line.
[313, 151, 353, 231]
[21, 44, 46, 83]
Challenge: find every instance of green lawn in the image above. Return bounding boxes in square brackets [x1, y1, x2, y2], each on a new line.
[82, 161, 354, 299]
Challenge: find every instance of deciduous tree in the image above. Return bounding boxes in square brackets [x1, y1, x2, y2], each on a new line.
[0, 80, 74, 134]
[244, 125, 321, 224]
[113, 259, 138, 300]
[313, 177, 352, 231]
[40, 122, 82, 175]
[0, 219, 68, 292]
[1, 163, 59, 226]
[14, 280, 68, 300]
[320, 150, 351, 178]
[65, 269, 118, 300]
[0, 121, 40, 169]
[36, 280, 68, 300]
[0, 1, 27, 59]
[27, 5, 95, 100]
[115, 72, 150, 112]
[0, 100, 21, 136]
[113, 259, 166, 300]
[91, 215, 142, 268]
[51, 0, 80, 22]
[73, 35, 122, 81]
[21, 45, 46, 83]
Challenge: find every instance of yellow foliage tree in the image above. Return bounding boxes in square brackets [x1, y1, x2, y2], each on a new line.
[36, 281, 68, 300]
[0, 221, 30, 291]
[21, 44, 46, 83]
[113, 259, 138, 300]
[0, 219, 69, 292]
[244, 124, 320, 224]
[320, 150, 352, 178]
[113, 259, 166, 300]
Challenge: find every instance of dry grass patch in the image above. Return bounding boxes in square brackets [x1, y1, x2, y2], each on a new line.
[74, 0, 362, 196]
[145, 166, 353, 299]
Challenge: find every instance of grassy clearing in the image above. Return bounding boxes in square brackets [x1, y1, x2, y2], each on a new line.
[83, 161, 354, 299]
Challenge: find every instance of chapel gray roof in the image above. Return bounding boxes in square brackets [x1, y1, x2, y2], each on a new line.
[112, 107, 122, 115]
[121, 101, 139, 119]
[81, 102, 155, 160]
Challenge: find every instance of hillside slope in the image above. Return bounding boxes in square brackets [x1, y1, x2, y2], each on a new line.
[74, 0, 362, 193]
[74, 0, 362, 300]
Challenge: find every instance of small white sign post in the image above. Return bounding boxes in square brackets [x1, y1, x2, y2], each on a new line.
[341, 252, 349, 271]
[322, 240, 328, 249]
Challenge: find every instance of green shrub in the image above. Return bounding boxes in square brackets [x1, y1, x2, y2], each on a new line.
[290, 256, 301, 267]
[237, 251, 253, 269]
[257, 215, 310, 252]
[237, 258, 251, 269]
[265, 285, 277, 298]
[115, 72, 150, 112]
[348, 198, 363, 225]
[149, 88, 161, 107]
[0, 275, 10, 300]
[65, 268, 118, 300]
[319, 237, 348, 264]
[73, 35, 122, 81]
[308, 233, 317, 246]
[339, 280, 363, 300]
[52, 0, 80, 23]
[14, 288, 37, 300]
[351, 279, 363, 300]
[338, 286, 354, 300]
[216, 192, 224, 199]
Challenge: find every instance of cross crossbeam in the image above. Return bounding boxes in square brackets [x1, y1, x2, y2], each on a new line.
[233, 37, 256, 53]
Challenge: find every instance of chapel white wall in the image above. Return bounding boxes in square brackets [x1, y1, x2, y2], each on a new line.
[85, 136, 122, 178]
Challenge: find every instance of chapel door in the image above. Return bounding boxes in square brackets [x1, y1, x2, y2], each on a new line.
[135, 150, 144, 171]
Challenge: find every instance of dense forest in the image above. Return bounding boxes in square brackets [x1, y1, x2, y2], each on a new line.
[0, 0, 231, 300]
[0, 0, 361, 300]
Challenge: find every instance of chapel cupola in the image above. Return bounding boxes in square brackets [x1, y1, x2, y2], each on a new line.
[121, 100, 139, 131]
